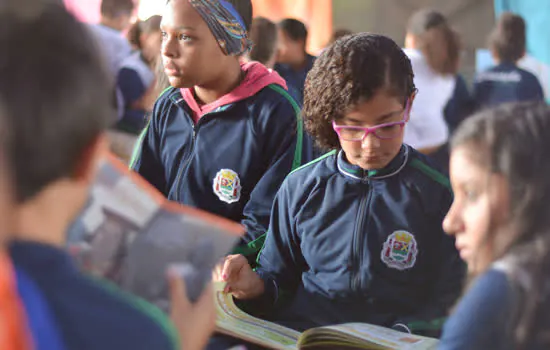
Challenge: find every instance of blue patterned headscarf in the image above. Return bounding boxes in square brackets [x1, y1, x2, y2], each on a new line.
[189, 0, 253, 56]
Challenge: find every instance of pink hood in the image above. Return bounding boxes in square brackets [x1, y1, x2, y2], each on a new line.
[182, 62, 288, 122]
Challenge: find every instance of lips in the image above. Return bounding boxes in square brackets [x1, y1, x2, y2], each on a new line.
[164, 62, 181, 76]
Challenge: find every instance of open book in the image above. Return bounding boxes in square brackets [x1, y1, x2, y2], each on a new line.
[214, 283, 438, 350]
[66, 153, 243, 310]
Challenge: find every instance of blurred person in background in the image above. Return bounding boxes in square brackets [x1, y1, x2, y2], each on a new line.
[247, 17, 278, 69]
[89, 0, 135, 78]
[274, 18, 316, 104]
[88, 0, 136, 123]
[473, 12, 544, 110]
[110, 15, 163, 163]
[403, 10, 459, 156]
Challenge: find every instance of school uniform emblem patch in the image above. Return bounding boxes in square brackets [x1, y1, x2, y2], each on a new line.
[213, 169, 241, 204]
[381, 231, 418, 270]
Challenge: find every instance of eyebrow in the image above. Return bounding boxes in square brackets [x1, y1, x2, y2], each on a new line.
[344, 109, 403, 124]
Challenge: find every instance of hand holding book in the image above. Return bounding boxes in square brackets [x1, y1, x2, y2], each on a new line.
[220, 254, 264, 300]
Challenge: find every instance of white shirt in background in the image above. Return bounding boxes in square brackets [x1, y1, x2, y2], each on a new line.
[403, 48, 455, 150]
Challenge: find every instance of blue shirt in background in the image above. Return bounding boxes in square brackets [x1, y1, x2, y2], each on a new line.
[473, 62, 544, 110]
[274, 54, 316, 104]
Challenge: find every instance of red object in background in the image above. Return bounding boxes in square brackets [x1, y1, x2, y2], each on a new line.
[64, 0, 102, 23]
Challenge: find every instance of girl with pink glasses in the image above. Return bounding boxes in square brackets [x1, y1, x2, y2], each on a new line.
[220, 33, 465, 338]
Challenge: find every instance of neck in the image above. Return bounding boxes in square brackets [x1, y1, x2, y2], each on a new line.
[100, 18, 120, 32]
[13, 181, 86, 247]
[290, 52, 308, 71]
[194, 59, 243, 105]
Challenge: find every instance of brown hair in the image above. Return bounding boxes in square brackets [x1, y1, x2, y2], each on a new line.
[407, 9, 461, 75]
[100, 0, 135, 18]
[249, 17, 277, 65]
[451, 101, 550, 349]
[303, 33, 415, 151]
[489, 12, 526, 63]
[127, 15, 162, 50]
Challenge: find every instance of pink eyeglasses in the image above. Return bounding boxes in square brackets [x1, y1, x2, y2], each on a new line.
[332, 99, 411, 141]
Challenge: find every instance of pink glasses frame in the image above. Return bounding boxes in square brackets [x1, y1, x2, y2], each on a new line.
[332, 98, 412, 141]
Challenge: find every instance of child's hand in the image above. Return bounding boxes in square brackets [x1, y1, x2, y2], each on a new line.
[221, 254, 265, 300]
[168, 271, 215, 350]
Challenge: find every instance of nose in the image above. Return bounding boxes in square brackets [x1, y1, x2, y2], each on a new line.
[361, 132, 381, 150]
[161, 35, 178, 59]
[443, 201, 463, 236]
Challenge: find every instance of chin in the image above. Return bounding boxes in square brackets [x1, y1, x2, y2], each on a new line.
[168, 76, 194, 89]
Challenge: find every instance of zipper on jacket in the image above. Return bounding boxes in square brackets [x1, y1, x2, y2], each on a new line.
[351, 180, 372, 292]
[172, 120, 196, 203]
[172, 112, 215, 203]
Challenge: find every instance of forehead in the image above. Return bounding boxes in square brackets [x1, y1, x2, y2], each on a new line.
[161, 0, 206, 30]
[344, 92, 403, 122]
[449, 146, 488, 184]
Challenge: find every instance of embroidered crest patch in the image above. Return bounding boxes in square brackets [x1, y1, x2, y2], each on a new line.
[213, 169, 241, 204]
[381, 231, 418, 270]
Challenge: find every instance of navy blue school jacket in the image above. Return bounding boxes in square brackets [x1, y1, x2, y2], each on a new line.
[131, 63, 308, 252]
[9, 241, 179, 350]
[274, 54, 316, 105]
[473, 62, 544, 110]
[254, 146, 466, 334]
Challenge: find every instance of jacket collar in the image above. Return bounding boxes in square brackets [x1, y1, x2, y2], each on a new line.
[337, 145, 409, 181]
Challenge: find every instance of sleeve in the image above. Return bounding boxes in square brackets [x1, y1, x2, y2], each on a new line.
[393, 187, 466, 337]
[234, 93, 303, 254]
[250, 178, 307, 309]
[130, 95, 169, 195]
[117, 68, 146, 104]
[531, 76, 545, 101]
[438, 270, 513, 350]
[443, 75, 474, 133]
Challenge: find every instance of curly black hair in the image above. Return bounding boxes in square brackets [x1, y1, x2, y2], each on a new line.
[303, 33, 416, 151]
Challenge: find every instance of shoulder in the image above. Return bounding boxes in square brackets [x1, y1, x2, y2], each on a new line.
[76, 277, 179, 350]
[247, 84, 301, 127]
[404, 147, 451, 192]
[251, 84, 300, 114]
[154, 87, 183, 116]
[440, 269, 513, 350]
[281, 150, 338, 191]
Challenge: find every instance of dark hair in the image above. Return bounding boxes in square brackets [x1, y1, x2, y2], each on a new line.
[489, 12, 526, 63]
[225, 0, 252, 32]
[451, 101, 550, 349]
[249, 17, 277, 64]
[407, 9, 461, 75]
[278, 18, 308, 44]
[303, 33, 416, 151]
[166, 0, 252, 31]
[331, 28, 353, 43]
[0, 1, 114, 202]
[100, 0, 135, 18]
[127, 15, 162, 50]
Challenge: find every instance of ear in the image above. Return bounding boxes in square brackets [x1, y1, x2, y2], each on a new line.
[405, 90, 417, 122]
[72, 133, 109, 184]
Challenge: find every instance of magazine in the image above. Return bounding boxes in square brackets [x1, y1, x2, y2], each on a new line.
[214, 283, 439, 350]
[66, 153, 244, 311]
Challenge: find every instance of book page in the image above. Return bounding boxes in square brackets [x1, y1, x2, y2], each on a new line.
[313, 323, 438, 350]
[214, 283, 300, 350]
[66, 153, 243, 311]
